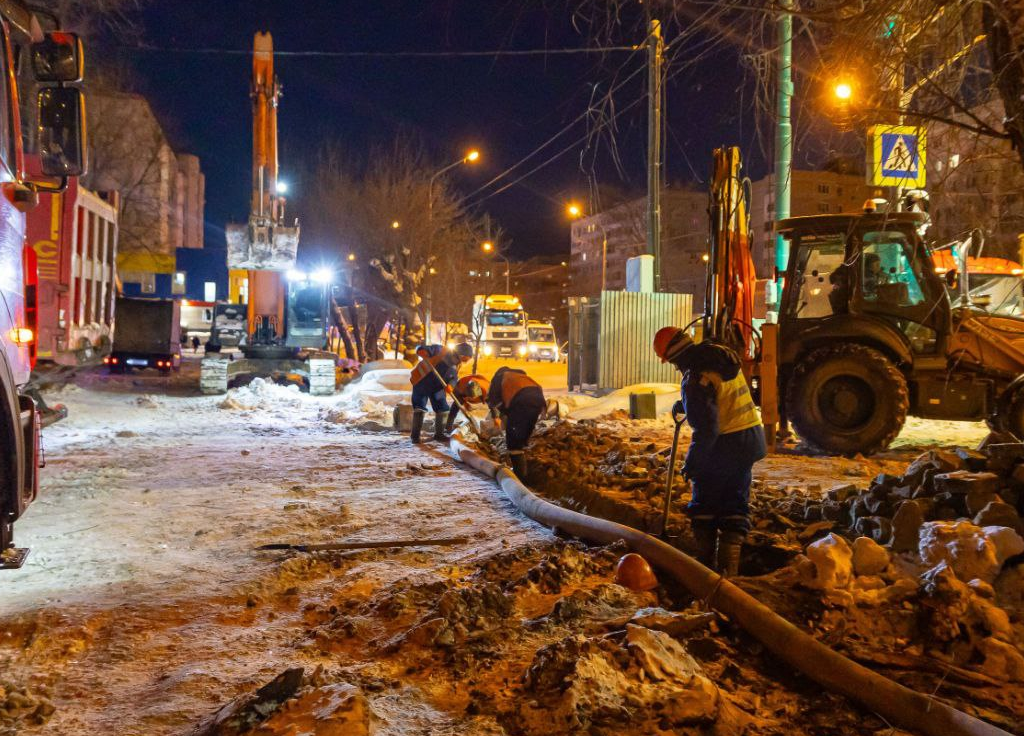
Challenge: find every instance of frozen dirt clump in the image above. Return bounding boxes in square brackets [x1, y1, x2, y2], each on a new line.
[396, 581, 514, 650]
[508, 541, 621, 594]
[0, 680, 56, 731]
[919, 521, 1024, 584]
[509, 624, 728, 736]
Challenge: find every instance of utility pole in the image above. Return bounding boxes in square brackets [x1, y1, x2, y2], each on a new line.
[772, 1, 793, 319]
[647, 19, 663, 291]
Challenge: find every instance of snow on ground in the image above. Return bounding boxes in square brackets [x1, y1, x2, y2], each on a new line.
[0, 363, 550, 735]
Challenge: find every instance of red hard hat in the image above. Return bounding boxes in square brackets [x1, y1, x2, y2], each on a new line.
[653, 326, 693, 363]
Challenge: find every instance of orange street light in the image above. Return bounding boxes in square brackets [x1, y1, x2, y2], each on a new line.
[566, 202, 583, 219]
[833, 81, 853, 101]
[465, 149, 481, 162]
[391, 220, 401, 229]
[481, 240, 494, 253]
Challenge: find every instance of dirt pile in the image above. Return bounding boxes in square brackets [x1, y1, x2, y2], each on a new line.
[774, 444, 1024, 549]
[511, 624, 734, 735]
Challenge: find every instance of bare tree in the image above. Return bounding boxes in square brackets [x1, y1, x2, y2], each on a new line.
[301, 138, 496, 360]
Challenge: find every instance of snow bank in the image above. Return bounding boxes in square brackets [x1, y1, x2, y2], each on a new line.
[218, 378, 308, 411]
[321, 368, 412, 427]
[566, 383, 679, 421]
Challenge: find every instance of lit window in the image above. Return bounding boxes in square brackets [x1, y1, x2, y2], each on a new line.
[204, 281, 217, 302]
[172, 271, 186, 295]
[582, 253, 587, 262]
[950, 154, 960, 168]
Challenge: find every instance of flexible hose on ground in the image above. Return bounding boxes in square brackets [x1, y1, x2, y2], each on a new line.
[449, 438, 1013, 736]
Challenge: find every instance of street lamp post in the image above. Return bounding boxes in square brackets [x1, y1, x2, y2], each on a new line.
[426, 149, 480, 335]
[482, 240, 510, 293]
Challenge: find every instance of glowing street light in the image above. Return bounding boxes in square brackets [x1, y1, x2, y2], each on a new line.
[481, 240, 494, 253]
[834, 82, 853, 101]
[566, 202, 582, 218]
[347, 253, 356, 262]
[275, 180, 289, 195]
[391, 220, 401, 229]
[465, 149, 481, 163]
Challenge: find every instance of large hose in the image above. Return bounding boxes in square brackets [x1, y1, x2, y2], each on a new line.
[449, 439, 1013, 736]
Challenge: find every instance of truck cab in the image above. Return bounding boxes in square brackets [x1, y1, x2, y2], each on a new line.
[0, 8, 88, 564]
[473, 294, 527, 359]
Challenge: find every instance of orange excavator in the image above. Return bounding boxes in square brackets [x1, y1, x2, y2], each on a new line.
[201, 32, 334, 395]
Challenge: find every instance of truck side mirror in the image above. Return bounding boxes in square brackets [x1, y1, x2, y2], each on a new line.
[37, 87, 86, 178]
[31, 32, 83, 83]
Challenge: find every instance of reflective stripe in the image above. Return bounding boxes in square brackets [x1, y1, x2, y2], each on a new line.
[410, 351, 447, 386]
[700, 371, 761, 434]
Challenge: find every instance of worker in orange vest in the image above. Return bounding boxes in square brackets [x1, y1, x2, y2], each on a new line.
[444, 374, 490, 435]
[653, 326, 766, 577]
[409, 342, 473, 443]
[486, 366, 545, 478]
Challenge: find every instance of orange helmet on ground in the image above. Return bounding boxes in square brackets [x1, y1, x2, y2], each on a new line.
[456, 374, 489, 403]
[653, 326, 693, 363]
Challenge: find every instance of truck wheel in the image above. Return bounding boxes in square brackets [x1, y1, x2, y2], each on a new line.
[786, 344, 907, 456]
[992, 385, 1024, 440]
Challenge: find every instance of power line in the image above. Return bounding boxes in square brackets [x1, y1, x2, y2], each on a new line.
[129, 43, 636, 58]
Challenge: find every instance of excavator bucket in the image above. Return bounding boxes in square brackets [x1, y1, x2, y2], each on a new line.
[708, 146, 757, 359]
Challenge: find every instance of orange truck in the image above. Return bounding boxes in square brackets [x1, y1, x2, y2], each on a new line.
[931, 249, 1024, 316]
[0, 3, 87, 566]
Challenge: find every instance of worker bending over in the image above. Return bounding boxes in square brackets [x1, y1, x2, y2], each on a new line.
[487, 366, 545, 478]
[444, 374, 490, 435]
[409, 342, 473, 443]
[653, 327, 766, 577]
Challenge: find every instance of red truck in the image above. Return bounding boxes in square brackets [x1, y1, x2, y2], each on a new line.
[0, 4, 87, 567]
[27, 169, 119, 369]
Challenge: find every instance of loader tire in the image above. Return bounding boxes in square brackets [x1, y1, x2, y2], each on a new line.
[991, 385, 1024, 441]
[786, 344, 907, 456]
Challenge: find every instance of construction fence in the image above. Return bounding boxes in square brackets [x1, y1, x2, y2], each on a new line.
[568, 290, 693, 392]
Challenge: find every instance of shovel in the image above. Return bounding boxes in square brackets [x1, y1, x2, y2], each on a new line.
[659, 410, 686, 538]
[425, 361, 483, 438]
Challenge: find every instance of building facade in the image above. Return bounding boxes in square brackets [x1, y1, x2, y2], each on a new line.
[748, 170, 875, 279]
[570, 188, 707, 302]
[85, 91, 207, 299]
[926, 100, 1024, 260]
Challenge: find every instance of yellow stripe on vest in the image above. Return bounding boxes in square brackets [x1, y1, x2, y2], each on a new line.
[700, 371, 762, 434]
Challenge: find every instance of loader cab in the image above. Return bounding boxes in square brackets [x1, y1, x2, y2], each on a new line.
[778, 213, 951, 358]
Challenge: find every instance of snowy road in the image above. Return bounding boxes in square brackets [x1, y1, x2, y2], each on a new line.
[0, 376, 551, 734]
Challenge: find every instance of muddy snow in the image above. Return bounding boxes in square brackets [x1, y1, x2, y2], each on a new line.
[0, 361, 1020, 735]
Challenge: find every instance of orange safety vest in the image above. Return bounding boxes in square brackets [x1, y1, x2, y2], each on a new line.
[410, 349, 450, 386]
[500, 371, 541, 407]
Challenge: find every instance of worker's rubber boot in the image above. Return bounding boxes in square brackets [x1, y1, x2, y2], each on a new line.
[410, 409, 426, 444]
[716, 531, 745, 578]
[509, 451, 528, 479]
[691, 523, 718, 570]
[444, 409, 459, 435]
[434, 412, 449, 442]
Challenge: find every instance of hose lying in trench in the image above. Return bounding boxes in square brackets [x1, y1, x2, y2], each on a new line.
[448, 439, 1013, 736]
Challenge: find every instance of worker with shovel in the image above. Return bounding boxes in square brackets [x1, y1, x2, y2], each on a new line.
[486, 366, 546, 478]
[653, 327, 766, 577]
[409, 342, 474, 443]
[444, 374, 490, 435]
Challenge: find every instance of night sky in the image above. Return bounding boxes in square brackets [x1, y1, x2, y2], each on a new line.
[112, 1, 772, 262]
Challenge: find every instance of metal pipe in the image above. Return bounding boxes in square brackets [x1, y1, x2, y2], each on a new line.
[772, 1, 793, 314]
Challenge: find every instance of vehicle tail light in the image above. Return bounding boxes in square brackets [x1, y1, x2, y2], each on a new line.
[103, 356, 110, 364]
[111, 357, 118, 364]
[22, 246, 38, 368]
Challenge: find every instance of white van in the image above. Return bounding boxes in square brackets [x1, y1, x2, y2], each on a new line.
[526, 320, 559, 362]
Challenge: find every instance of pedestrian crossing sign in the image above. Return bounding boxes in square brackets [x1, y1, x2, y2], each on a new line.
[867, 124, 926, 187]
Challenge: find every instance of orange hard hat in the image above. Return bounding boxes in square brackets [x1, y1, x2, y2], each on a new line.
[456, 374, 489, 403]
[653, 326, 693, 363]
[615, 553, 659, 591]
